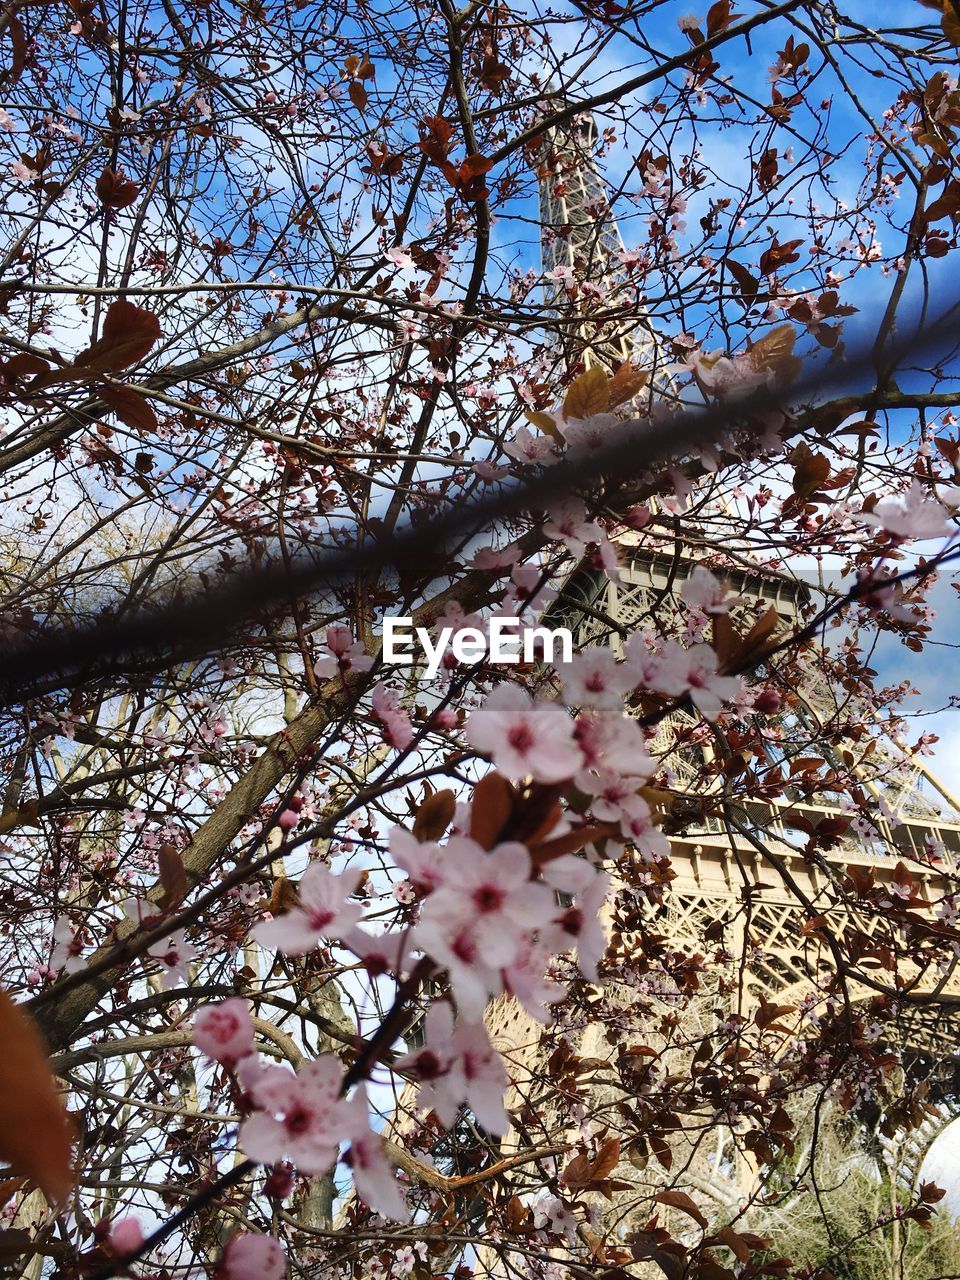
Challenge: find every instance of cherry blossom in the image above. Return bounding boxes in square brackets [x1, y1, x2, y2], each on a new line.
[193, 998, 255, 1066]
[314, 625, 374, 679]
[543, 499, 602, 556]
[542, 861, 611, 981]
[573, 710, 653, 777]
[109, 1217, 144, 1258]
[239, 1054, 346, 1174]
[385, 245, 414, 269]
[415, 838, 555, 1017]
[221, 1232, 287, 1280]
[860, 480, 955, 540]
[464, 684, 581, 783]
[50, 915, 85, 974]
[502, 936, 566, 1022]
[147, 930, 197, 988]
[395, 1002, 510, 1134]
[345, 926, 414, 977]
[558, 647, 633, 709]
[561, 413, 624, 457]
[502, 563, 557, 615]
[618, 794, 671, 861]
[640, 639, 743, 719]
[680, 565, 737, 614]
[503, 425, 556, 465]
[371, 683, 414, 749]
[253, 863, 364, 955]
[341, 1086, 410, 1220]
[389, 826, 448, 895]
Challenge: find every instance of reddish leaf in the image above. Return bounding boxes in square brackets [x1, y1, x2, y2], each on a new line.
[0, 990, 74, 1203]
[349, 81, 368, 111]
[563, 366, 610, 420]
[608, 360, 649, 406]
[98, 383, 158, 433]
[75, 300, 161, 373]
[158, 842, 187, 905]
[95, 166, 140, 209]
[4, 13, 26, 86]
[1, 352, 50, 380]
[413, 789, 456, 840]
[654, 1190, 708, 1229]
[725, 258, 760, 305]
[561, 1152, 593, 1188]
[469, 773, 513, 848]
[591, 1137, 621, 1180]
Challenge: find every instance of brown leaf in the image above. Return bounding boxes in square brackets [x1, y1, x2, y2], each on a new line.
[469, 773, 514, 848]
[725, 258, 760, 305]
[3, 13, 26, 86]
[790, 442, 830, 499]
[75, 300, 161, 373]
[1, 353, 50, 381]
[529, 823, 616, 866]
[349, 81, 368, 111]
[0, 990, 73, 1203]
[561, 1152, 593, 1188]
[563, 366, 610, 420]
[654, 1190, 708, 1229]
[157, 842, 187, 906]
[747, 323, 800, 384]
[525, 409, 561, 439]
[944, 8, 960, 44]
[267, 876, 300, 916]
[591, 1137, 621, 1180]
[95, 166, 140, 209]
[608, 361, 649, 407]
[706, 0, 738, 36]
[98, 384, 159, 433]
[413, 789, 456, 840]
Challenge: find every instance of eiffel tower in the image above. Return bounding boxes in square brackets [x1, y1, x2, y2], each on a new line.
[470, 100, 960, 1239]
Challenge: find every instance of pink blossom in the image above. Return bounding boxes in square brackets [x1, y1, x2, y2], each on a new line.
[109, 1216, 144, 1258]
[640, 639, 743, 720]
[371, 683, 414, 749]
[314, 625, 374, 679]
[253, 863, 363, 955]
[396, 1002, 510, 1134]
[860, 480, 955, 540]
[464, 685, 580, 783]
[471, 543, 522, 570]
[389, 826, 448, 896]
[415, 838, 554, 1017]
[558, 647, 632, 709]
[345, 926, 414, 977]
[51, 916, 85, 974]
[543, 499, 601, 556]
[576, 767, 639, 822]
[221, 1232, 287, 1280]
[193, 999, 255, 1066]
[561, 413, 622, 455]
[573, 711, 652, 776]
[618, 795, 671, 860]
[503, 425, 556, 465]
[239, 1054, 345, 1174]
[147, 929, 197, 988]
[680, 565, 737, 613]
[9, 161, 37, 182]
[341, 1086, 409, 1220]
[502, 936, 565, 1022]
[502, 563, 557, 615]
[542, 861, 610, 981]
[385, 245, 414, 268]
